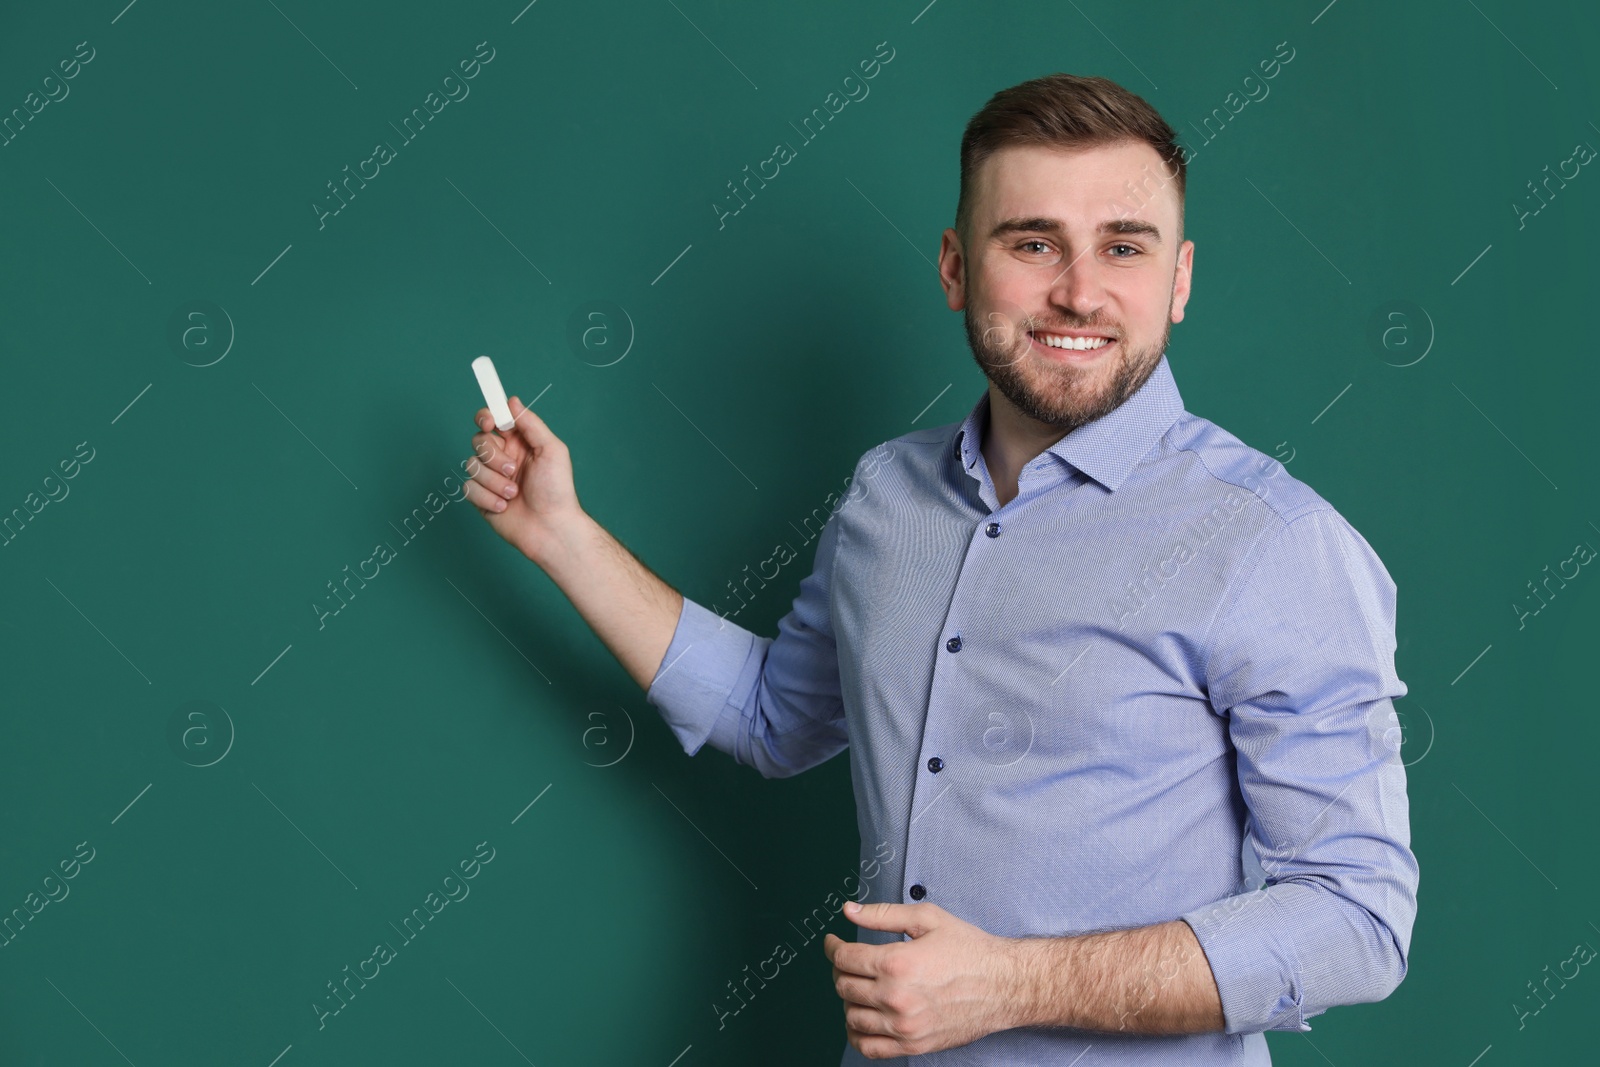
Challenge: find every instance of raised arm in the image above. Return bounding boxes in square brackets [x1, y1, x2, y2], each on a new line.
[462, 395, 683, 691]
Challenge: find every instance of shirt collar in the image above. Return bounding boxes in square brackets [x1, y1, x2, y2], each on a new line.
[949, 351, 1186, 493]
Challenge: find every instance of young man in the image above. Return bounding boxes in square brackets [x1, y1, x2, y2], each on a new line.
[462, 73, 1416, 1066]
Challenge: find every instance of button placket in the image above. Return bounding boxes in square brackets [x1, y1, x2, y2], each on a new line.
[903, 514, 1002, 908]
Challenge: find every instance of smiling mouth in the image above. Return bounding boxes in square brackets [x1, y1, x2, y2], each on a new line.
[1028, 330, 1116, 355]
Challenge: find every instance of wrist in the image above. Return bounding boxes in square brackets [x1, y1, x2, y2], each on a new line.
[520, 506, 594, 571]
[1001, 935, 1084, 1032]
[996, 935, 1042, 1032]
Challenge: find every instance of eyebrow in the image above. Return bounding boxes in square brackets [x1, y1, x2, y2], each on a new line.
[988, 216, 1163, 244]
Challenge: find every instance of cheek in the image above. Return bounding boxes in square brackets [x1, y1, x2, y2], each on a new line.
[1117, 282, 1171, 327]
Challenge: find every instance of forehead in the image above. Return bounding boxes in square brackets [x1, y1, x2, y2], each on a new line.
[972, 140, 1179, 232]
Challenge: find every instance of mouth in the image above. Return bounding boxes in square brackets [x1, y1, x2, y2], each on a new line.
[1027, 329, 1117, 362]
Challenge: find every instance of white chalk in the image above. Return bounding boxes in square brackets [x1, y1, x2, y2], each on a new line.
[471, 355, 515, 432]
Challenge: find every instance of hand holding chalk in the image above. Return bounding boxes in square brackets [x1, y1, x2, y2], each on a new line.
[472, 355, 516, 432]
[463, 364, 584, 565]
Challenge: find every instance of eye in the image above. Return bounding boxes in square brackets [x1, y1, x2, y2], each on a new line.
[1108, 243, 1141, 258]
[1018, 239, 1053, 255]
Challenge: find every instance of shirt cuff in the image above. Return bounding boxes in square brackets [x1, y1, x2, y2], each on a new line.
[1181, 885, 1321, 1034]
[645, 596, 764, 759]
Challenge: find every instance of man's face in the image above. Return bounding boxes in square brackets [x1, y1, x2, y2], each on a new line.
[939, 140, 1193, 431]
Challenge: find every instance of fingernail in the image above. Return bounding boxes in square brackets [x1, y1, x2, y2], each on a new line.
[502, 463, 515, 476]
[502, 484, 516, 497]
[494, 498, 506, 511]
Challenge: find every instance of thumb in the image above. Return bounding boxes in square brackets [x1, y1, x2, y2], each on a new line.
[505, 395, 561, 452]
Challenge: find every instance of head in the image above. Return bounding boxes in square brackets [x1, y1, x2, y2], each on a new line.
[940, 74, 1193, 433]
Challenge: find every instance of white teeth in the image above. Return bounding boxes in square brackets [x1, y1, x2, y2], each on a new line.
[1036, 333, 1112, 351]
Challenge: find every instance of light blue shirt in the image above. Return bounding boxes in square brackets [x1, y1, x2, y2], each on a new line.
[645, 353, 1417, 1065]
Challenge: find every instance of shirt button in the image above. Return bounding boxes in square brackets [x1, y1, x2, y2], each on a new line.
[908, 883, 926, 900]
[927, 756, 944, 773]
[985, 521, 1001, 538]
[945, 635, 962, 652]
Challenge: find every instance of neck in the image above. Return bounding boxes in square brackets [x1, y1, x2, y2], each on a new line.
[981, 388, 1080, 504]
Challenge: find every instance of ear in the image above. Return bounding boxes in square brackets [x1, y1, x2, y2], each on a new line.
[1170, 239, 1194, 325]
[939, 227, 967, 311]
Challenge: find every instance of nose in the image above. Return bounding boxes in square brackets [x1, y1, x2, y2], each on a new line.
[1047, 247, 1108, 319]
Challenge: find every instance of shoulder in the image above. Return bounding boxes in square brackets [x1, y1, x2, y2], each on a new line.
[1158, 411, 1395, 588]
[1158, 410, 1331, 527]
[843, 419, 957, 482]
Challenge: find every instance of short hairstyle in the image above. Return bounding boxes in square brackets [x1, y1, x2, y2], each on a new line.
[955, 73, 1186, 247]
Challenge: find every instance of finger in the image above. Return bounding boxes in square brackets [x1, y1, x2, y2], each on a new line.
[827, 942, 885, 979]
[843, 900, 929, 938]
[472, 410, 526, 464]
[504, 395, 562, 452]
[469, 431, 520, 481]
[833, 972, 880, 1008]
[462, 449, 517, 503]
[844, 1004, 894, 1037]
[462, 479, 509, 514]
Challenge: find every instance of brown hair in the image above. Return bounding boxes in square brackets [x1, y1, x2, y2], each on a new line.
[955, 73, 1186, 246]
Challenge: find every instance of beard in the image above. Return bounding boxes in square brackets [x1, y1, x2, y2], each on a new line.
[963, 296, 1171, 433]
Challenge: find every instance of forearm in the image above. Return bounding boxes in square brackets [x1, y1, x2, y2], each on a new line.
[531, 508, 684, 691]
[1004, 919, 1224, 1035]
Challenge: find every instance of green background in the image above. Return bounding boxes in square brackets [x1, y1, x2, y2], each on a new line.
[1, 0, 1594, 1063]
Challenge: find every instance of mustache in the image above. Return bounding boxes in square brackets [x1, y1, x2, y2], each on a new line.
[1017, 312, 1119, 336]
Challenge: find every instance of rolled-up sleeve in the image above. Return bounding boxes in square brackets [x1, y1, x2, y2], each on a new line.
[644, 504, 849, 779]
[1181, 507, 1418, 1034]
